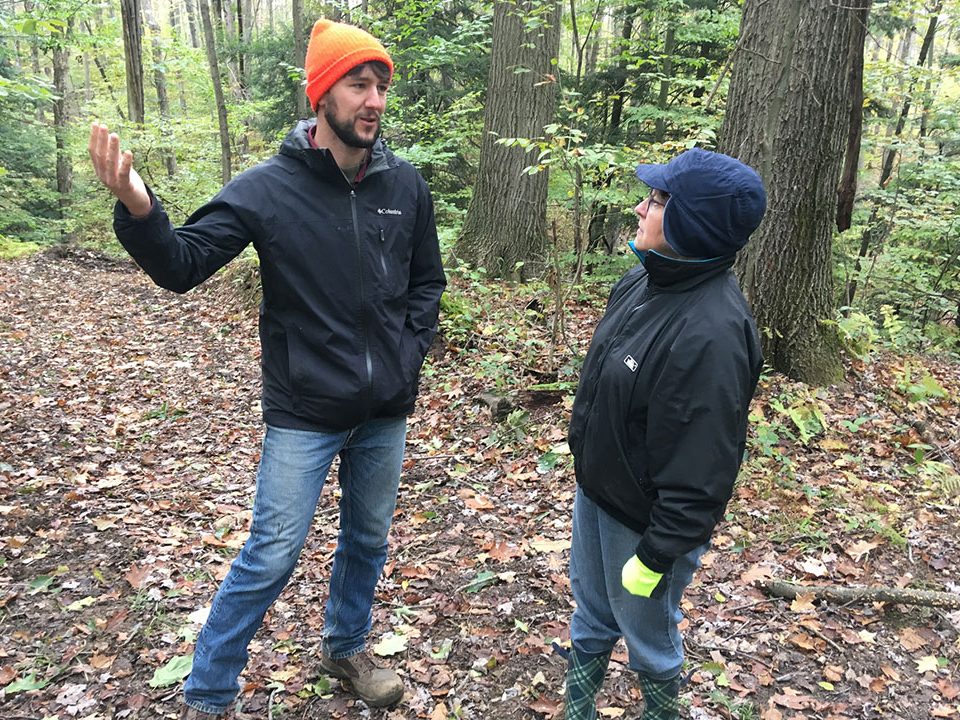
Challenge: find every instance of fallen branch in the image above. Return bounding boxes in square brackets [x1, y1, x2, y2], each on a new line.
[759, 580, 960, 610]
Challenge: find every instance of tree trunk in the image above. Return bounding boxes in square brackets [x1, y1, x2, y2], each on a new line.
[199, 0, 232, 183]
[835, 0, 872, 234]
[878, 3, 941, 187]
[144, 0, 178, 177]
[51, 20, 73, 242]
[654, 25, 675, 142]
[292, 0, 308, 118]
[120, 0, 146, 124]
[454, 0, 562, 279]
[844, 3, 943, 308]
[83, 20, 127, 119]
[719, 0, 858, 385]
[23, 0, 44, 121]
[184, 0, 200, 48]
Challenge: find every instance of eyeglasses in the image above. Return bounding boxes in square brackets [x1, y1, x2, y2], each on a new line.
[646, 191, 669, 209]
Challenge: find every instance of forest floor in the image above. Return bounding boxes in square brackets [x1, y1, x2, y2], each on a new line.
[2, 249, 960, 720]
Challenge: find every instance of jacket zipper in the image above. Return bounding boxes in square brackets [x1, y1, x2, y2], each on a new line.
[379, 227, 388, 276]
[351, 189, 374, 403]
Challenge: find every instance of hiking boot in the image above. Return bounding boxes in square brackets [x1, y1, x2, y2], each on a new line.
[319, 650, 404, 707]
[179, 708, 224, 720]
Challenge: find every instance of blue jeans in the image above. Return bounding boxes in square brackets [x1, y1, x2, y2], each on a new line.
[183, 418, 407, 714]
[569, 488, 706, 681]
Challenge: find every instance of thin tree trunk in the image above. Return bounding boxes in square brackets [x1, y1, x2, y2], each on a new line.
[120, 0, 146, 124]
[184, 0, 200, 48]
[654, 25, 675, 142]
[836, 0, 872, 233]
[199, 0, 232, 183]
[845, 3, 943, 308]
[878, 2, 942, 187]
[144, 0, 178, 177]
[52, 21, 73, 242]
[292, 0, 308, 118]
[84, 21, 127, 120]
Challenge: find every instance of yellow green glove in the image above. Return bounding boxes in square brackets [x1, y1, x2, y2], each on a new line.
[621, 555, 664, 597]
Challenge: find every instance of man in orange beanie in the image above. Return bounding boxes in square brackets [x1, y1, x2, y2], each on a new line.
[88, 18, 444, 719]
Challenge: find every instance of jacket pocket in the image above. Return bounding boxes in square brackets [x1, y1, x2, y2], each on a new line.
[372, 222, 412, 299]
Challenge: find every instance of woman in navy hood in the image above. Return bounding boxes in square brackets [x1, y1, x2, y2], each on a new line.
[563, 149, 766, 720]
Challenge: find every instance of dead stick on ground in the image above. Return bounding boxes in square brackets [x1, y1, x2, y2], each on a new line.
[759, 580, 960, 610]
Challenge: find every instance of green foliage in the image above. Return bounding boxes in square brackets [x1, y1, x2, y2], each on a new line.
[835, 310, 879, 360]
[891, 361, 948, 404]
[0, 45, 60, 245]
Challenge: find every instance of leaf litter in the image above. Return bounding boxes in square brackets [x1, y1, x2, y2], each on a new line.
[0, 250, 959, 719]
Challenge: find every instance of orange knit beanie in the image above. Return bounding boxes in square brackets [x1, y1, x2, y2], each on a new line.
[304, 19, 394, 111]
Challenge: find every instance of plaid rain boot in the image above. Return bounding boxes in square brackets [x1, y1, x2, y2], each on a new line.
[563, 647, 611, 720]
[637, 673, 681, 720]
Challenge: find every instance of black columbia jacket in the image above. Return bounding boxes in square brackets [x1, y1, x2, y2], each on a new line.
[114, 120, 446, 431]
[568, 252, 762, 574]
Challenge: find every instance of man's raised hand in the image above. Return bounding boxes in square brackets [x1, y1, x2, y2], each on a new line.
[88, 123, 152, 218]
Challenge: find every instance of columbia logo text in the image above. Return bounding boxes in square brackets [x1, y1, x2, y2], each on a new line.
[377, 208, 402, 216]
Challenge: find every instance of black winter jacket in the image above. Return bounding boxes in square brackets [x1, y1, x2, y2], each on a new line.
[568, 251, 762, 574]
[114, 121, 446, 431]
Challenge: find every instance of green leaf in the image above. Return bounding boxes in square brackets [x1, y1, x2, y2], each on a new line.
[28, 575, 56, 594]
[430, 638, 454, 660]
[514, 619, 529, 633]
[3, 673, 49, 694]
[148, 654, 194, 688]
[64, 596, 97, 611]
[462, 570, 498, 594]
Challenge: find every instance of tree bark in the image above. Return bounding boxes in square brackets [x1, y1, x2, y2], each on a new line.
[199, 0, 232, 183]
[455, 0, 562, 279]
[719, 0, 858, 385]
[292, 0, 308, 118]
[120, 0, 146, 124]
[835, 0, 872, 234]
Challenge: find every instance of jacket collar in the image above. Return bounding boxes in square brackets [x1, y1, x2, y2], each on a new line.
[279, 119, 395, 181]
[641, 249, 736, 291]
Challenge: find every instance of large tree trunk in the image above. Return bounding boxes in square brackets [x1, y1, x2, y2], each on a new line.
[719, 0, 859, 385]
[199, 0, 232, 183]
[144, 0, 177, 177]
[292, 0, 308, 118]
[120, 0, 146, 124]
[455, 0, 562, 279]
[835, 0, 872, 233]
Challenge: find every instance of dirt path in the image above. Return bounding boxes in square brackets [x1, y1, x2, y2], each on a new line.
[1, 251, 959, 719]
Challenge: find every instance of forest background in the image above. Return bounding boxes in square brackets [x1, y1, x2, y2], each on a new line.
[2, 0, 960, 719]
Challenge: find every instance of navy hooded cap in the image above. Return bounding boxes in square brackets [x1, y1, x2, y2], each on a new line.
[635, 148, 767, 259]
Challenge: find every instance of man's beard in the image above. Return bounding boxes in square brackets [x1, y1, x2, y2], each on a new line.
[324, 103, 380, 149]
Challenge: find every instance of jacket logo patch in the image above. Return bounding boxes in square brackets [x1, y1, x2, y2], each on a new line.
[377, 208, 402, 216]
[624, 355, 638, 372]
